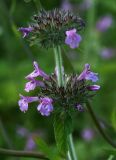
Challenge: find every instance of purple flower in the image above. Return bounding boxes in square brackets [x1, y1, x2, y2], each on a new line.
[61, 0, 72, 11]
[37, 97, 53, 116]
[78, 64, 98, 82]
[65, 29, 82, 49]
[87, 85, 100, 91]
[26, 61, 49, 80]
[96, 15, 113, 32]
[76, 104, 84, 112]
[19, 27, 33, 38]
[17, 127, 28, 137]
[18, 94, 39, 113]
[101, 48, 114, 59]
[25, 78, 45, 92]
[80, 0, 92, 10]
[25, 136, 36, 151]
[81, 128, 94, 141]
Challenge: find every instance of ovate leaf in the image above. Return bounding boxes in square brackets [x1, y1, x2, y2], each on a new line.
[53, 112, 73, 157]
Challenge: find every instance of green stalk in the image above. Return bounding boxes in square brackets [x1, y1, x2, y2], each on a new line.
[68, 134, 77, 160]
[53, 46, 64, 87]
[0, 148, 48, 159]
[53, 46, 77, 160]
[86, 101, 116, 148]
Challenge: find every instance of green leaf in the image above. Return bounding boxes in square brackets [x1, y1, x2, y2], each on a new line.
[34, 136, 60, 160]
[111, 108, 116, 131]
[24, 0, 32, 3]
[104, 149, 116, 156]
[53, 112, 73, 157]
[107, 155, 115, 160]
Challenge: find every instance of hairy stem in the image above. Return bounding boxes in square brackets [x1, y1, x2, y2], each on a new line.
[53, 46, 77, 159]
[0, 148, 49, 159]
[86, 101, 116, 148]
[53, 46, 64, 87]
[68, 134, 77, 160]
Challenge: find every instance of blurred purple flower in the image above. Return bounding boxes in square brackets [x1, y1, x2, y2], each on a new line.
[25, 78, 45, 92]
[80, 0, 92, 10]
[76, 104, 84, 112]
[65, 29, 82, 49]
[19, 27, 33, 38]
[101, 48, 114, 59]
[25, 136, 36, 150]
[61, 0, 72, 11]
[17, 127, 28, 137]
[87, 85, 100, 91]
[78, 64, 98, 82]
[37, 97, 53, 116]
[81, 128, 94, 141]
[96, 15, 113, 32]
[18, 94, 39, 112]
[26, 61, 49, 80]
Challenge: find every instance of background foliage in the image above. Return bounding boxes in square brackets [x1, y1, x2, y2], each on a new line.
[0, 0, 116, 159]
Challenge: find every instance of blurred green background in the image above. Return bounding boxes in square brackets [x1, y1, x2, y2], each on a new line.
[0, 0, 116, 159]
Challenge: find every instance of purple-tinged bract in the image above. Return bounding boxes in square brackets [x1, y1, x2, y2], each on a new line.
[65, 29, 82, 49]
[37, 97, 53, 116]
[78, 64, 98, 82]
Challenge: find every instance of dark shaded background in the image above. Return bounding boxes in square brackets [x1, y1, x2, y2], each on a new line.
[0, 0, 116, 159]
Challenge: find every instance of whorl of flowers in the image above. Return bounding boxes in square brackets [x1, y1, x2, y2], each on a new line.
[18, 61, 100, 116]
[19, 9, 85, 48]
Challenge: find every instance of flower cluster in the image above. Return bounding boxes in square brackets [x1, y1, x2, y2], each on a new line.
[19, 9, 85, 48]
[18, 62, 53, 116]
[18, 61, 100, 116]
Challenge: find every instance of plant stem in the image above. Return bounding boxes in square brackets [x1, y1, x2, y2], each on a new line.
[0, 148, 49, 159]
[53, 46, 64, 87]
[68, 134, 77, 160]
[0, 119, 13, 149]
[53, 46, 77, 160]
[86, 101, 116, 148]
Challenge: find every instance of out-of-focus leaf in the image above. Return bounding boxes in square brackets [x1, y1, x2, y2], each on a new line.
[111, 108, 116, 131]
[33, 0, 42, 10]
[98, 0, 116, 11]
[104, 149, 116, 156]
[24, 0, 32, 3]
[107, 155, 115, 160]
[34, 136, 60, 160]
